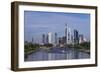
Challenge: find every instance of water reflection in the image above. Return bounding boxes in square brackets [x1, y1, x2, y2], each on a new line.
[25, 48, 90, 61]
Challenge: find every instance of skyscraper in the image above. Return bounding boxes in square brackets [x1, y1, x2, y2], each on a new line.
[46, 34, 48, 44]
[65, 24, 72, 45]
[48, 32, 52, 44]
[67, 27, 72, 44]
[55, 33, 57, 45]
[31, 37, 34, 44]
[65, 24, 67, 45]
[79, 34, 84, 44]
[74, 29, 79, 44]
[42, 34, 45, 44]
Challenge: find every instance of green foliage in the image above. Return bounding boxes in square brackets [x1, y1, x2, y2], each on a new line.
[43, 43, 53, 47]
[74, 42, 90, 49]
[80, 42, 90, 49]
[24, 41, 54, 55]
[24, 42, 40, 54]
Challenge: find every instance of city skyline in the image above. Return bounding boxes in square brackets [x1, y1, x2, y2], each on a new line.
[41, 25, 85, 46]
[24, 11, 90, 43]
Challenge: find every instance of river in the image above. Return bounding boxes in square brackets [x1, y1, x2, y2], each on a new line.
[25, 48, 90, 61]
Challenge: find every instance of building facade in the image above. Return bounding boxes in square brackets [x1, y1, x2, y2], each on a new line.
[79, 34, 84, 44]
[74, 29, 79, 44]
[42, 34, 45, 44]
[48, 32, 52, 44]
[65, 24, 72, 45]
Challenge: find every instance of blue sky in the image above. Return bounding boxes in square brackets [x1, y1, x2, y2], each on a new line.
[24, 11, 90, 43]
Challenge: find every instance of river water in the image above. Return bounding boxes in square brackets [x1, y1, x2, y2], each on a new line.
[25, 48, 90, 61]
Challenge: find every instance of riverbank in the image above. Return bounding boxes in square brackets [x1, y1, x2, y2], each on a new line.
[24, 48, 40, 58]
[77, 49, 90, 54]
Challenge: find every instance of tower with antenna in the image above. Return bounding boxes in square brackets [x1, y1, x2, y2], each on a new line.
[65, 23, 68, 45]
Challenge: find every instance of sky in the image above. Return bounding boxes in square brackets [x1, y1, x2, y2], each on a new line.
[24, 11, 90, 43]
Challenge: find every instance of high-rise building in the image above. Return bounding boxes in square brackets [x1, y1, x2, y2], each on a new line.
[55, 33, 57, 45]
[71, 35, 74, 45]
[62, 36, 66, 44]
[58, 36, 66, 47]
[46, 34, 48, 44]
[79, 34, 84, 44]
[67, 27, 72, 44]
[74, 29, 79, 44]
[31, 37, 34, 44]
[65, 24, 72, 45]
[58, 37, 61, 44]
[48, 32, 52, 44]
[42, 34, 45, 44]
[65, 24, 67, 44]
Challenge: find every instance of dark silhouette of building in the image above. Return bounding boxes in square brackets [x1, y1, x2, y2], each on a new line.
[58, 37, 62, 44]
[31, 37, 34, 44]
[58, 36, 66, 47]
[55, 33, 57, 45]
[62, 36, 66, 44]
[42, 34, 45, 44]
[74, 29, 79, 44]
[46, 34, 49, 44]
